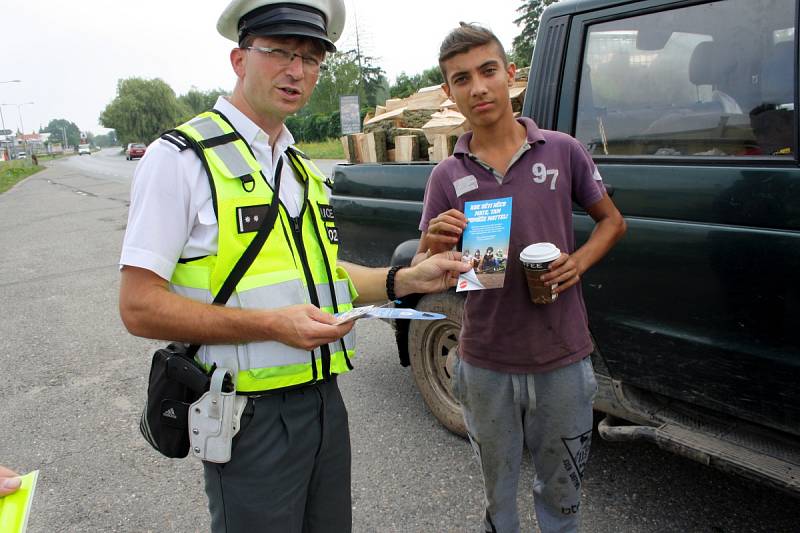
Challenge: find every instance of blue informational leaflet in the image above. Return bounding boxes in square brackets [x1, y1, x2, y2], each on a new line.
[365, 308, 445, 320]
[457, 197, 513, 292]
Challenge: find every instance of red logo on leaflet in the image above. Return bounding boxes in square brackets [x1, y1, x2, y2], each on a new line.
[459, 280, 467, 289]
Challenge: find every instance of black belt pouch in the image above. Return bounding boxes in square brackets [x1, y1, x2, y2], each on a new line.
[139, 343, 208, 459]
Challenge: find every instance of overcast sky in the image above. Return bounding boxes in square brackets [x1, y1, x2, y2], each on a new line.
[0, 0, 523, 136]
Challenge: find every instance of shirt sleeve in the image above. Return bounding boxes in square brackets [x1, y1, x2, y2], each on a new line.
[119, 141, 195, 281]
[570, 138, 606, 209]
[419, 164, 456, 233]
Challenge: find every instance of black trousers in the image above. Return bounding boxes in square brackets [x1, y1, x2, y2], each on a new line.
[203, 378, 352, 533]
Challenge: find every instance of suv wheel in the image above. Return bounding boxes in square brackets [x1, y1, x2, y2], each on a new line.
[408, 292, 467, 437]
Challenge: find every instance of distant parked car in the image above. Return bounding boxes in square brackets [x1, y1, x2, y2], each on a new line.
[17, 153, 26, 160]
[126, 143, 146, 160]
[78, 144, 91, 155]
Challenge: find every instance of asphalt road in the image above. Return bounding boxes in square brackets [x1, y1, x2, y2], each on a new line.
[0, 149, 797, 532]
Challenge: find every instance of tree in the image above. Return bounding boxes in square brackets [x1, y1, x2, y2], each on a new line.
[305, 49, 388, 116]
[42, 119, 81, 148]
[99, 78, 187, 146]
[94, 130, 118, 148]
[511, 0, 559, 67]
[290, 48, 388, 141]
[307, 50, 363, 115]
[389, 67, 444, 99]
[178, 87, 229, 118]
[390, 72, 417, 100]
[357, 55, 389, 109]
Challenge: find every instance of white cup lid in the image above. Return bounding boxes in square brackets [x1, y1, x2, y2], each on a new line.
[519, 242, 561, 263]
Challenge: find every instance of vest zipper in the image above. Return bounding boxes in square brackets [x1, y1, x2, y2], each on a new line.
[289, 214, 332, 382]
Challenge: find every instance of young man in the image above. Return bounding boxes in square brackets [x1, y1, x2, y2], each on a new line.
[414, 23, 626, 533]
[118, 1, 469, 531]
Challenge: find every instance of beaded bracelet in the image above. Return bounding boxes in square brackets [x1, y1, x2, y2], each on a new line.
[385, 265, 405, 301]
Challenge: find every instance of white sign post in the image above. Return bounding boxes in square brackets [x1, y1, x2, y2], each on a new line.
[339, 95, 361, 135]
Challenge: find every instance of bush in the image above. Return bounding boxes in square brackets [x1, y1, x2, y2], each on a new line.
[286, 108, 370, 143]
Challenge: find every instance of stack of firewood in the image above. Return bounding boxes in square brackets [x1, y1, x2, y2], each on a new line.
[341, 70, 528, 164]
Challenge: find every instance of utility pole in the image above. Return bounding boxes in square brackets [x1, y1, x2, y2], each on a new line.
[0, 80, 21, 160]
[353, 8, 364, 100]
[0, 108, 5, 161]
[17, 106, 25, 137]
[1, 102, 34, 158]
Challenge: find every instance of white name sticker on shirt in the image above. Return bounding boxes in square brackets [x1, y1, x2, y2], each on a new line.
[453, 175, 479, 197]
[592, 167, 603, 181]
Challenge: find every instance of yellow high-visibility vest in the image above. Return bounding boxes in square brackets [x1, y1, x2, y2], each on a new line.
[167, 111, 356, 393]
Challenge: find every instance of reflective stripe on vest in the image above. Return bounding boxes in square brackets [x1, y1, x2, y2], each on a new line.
[169, 111, 357, 393]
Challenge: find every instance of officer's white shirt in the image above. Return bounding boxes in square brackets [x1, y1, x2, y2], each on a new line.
[119, 96, 308, 281]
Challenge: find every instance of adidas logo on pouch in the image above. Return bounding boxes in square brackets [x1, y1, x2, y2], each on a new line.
[162, 407, 178, 419]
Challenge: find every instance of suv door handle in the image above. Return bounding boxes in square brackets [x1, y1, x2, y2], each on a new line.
[605, 184, 615, 197]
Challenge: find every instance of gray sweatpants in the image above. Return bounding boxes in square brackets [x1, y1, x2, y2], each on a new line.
[203, 378, 351, 533]
[452, 356, 597, 533]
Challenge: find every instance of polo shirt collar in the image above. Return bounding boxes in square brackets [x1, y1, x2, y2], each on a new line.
[453, 116, 546, 157]
[520, 116, 546, 145]
[212, 96, 295, 154]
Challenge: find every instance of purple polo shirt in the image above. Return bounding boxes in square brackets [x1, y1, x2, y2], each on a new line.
[420, 117, 605, 373]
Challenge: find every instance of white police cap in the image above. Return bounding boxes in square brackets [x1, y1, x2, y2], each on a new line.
[218, 0, 346, 52]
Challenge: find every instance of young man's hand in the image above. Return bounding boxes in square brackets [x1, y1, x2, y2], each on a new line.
[396, 250, 471, 296]
[539, 253, 583, 294]
[0, 465, 21, 496]
[539, 194, 627, 295]
[423, 209, 468, 255]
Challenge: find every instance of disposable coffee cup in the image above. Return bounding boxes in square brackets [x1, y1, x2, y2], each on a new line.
[519, 242, 561, 304]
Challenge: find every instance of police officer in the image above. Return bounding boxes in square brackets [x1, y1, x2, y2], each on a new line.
[118, 1, 469, 531]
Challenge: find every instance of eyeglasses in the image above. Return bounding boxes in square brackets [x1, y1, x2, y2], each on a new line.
[244, 46, 327, 73]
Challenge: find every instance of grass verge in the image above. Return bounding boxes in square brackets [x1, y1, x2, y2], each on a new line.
[0, 161, 44, 194]
[296, 138, 345, 159]
[34, 153, 68, 162]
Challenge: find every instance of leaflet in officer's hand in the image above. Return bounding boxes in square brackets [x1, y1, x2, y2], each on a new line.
[334, 305, 445, 324]
[333, 305, 376, 325]
[457, 197, 512, 292]
[365, 308, 445, 320]
[0, 470, 39, 533]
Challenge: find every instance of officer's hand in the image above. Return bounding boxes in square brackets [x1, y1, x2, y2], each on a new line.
[540, 253, 582, 294]
[0, 466, 21, 497]
[270, 304, 355, 351]
[397, 250, 472, 296]
[424, 209, 467, 256]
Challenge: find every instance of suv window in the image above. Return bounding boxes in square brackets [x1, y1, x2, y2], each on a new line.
[574, 0, 796, 158]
